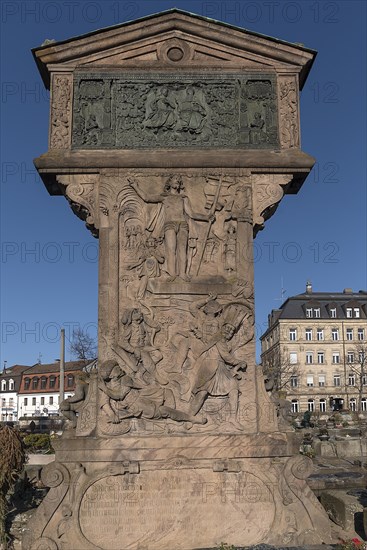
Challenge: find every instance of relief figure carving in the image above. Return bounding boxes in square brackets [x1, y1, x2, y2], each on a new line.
[72, 74, 278, 149]
[50, 74, 72, 149]
[175, 86, 210, 139]
[116, 308, 163, 384]
[189, 294, 223, 345]
[143, 86, 177, 133]
[279, 80, 299, 148]
[59, 373, 88, 428]
[99, 360, 206, 427]
[129, 175, 212, 281]
[127, 236, 165, 299]
[224, 224, 237, 272]
[189, 322, 247, 430]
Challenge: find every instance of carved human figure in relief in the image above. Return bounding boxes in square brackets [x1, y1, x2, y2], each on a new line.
[190, 322, 247, 430]
[127, 236, 165, 299]
[249, 111, 266, 144]
[176, 86, 208, 135]
[189, 294, 223, 345]
[143, 86, 177, 133]
[129, 175, 213, 281]
[59, 373, 88, 428]
[116, 308, 163, 384]
[99, 360, 206, 426]
[224, 224, 237, 272]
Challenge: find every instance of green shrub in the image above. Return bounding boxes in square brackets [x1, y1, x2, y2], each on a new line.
[22, 434, 53, 453]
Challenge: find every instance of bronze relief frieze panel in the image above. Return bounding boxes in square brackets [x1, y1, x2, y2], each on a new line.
[72, 73, 278, 149]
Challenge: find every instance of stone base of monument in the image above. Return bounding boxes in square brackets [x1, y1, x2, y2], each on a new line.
[25, 433, 333, 550]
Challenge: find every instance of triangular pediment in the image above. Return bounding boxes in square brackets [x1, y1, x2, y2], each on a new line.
[33, 9, 316, 89]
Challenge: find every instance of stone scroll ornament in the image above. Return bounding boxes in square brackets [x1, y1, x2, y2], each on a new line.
[72, 74, 279, 149]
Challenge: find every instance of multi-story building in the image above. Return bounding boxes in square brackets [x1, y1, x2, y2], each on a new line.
[0, 359, 92, 419]
[260, 284, 367, 415]
[17, 360, 89, 418]
[0, 364, 31, 422]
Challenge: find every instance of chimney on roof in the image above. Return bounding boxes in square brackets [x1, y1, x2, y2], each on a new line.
[306, 281, 312, 294]
[343, 288, 353, 294]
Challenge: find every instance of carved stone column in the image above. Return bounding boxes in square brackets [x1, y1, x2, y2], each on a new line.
[26, 10, 334, 550]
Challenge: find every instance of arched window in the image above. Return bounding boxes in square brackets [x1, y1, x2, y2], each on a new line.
[361, 398, 367, 412]
[8, 379, 14, 391]
[319, 399, 326, 413]
[40, 377, 47, 390]
[24, 378, 30, 390]
[49, 376, 56, 388]
[67, 374, 74, 388]
[350, 399, 356, 412]
[308, 399, 315, 412]
[32, 377, 39, 389]
[1, 380, 6, 391]
[291, 399, 299, 413]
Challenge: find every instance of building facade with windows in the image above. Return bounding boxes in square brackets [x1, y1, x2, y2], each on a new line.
[0, 365, 31, 422]
[260, 284, 367, 414]
[17, 360, 88, 418]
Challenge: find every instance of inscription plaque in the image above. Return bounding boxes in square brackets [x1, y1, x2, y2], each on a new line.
[72, 73, 278, 149]
[79, 469, 275, 549]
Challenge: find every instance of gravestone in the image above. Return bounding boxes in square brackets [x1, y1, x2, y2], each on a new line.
[26, 9, 332, 549]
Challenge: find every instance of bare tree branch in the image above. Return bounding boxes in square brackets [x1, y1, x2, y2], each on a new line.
[346, 342, 367, 412]
[262, 348, 300, 393]
[69, 328, 97, 361]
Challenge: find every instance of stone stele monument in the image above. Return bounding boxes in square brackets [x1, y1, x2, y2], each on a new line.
[26, 9, 332, 550]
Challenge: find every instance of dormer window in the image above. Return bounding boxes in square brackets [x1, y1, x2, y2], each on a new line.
[330, 308, 337, 318]
[306, 308, 312, 318]
[354, 308, 360, 318]
[32, 377, 39, 389]
[8, 379, 14, 390]
[346, 308, 352, 318]
[24, 378, 30, 390]
[314, 308, 320, 318]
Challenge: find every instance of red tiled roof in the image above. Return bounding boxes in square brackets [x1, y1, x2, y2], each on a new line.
[22, 360, 89, 376]
[1, 365, 32, 376]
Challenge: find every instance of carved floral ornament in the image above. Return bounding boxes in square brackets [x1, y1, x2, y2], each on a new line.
[50, 74, 72, 150]
[278, 76, 299, 149]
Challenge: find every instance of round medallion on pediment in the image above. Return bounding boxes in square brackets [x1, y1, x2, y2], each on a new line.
[158, 39, 192, 64]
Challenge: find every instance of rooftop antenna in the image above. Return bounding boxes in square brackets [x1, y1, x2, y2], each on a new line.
[3, 361, 7, 374]
[274, 276, 286, 303]
[37, 353, 42, 364]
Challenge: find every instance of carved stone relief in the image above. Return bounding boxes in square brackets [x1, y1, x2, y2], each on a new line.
[57, 174, 99, 235]
[252, 174, 293, 231]
[57, 170, 265, 436]
[50, 74, 73, 149]
[72, 73, 279, 149]
[278, 76, 300, 149]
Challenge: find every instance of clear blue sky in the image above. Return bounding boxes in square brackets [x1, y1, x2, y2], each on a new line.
[1, 0, 366, 367]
